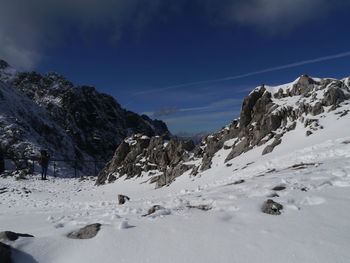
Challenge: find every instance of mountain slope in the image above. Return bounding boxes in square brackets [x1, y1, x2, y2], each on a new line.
[0, 60, 169, 176]
[97, 74, 350, 185]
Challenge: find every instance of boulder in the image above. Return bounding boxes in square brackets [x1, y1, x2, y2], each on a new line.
[67, 223, 101, 239]
[261, 199, 283, 215]
[117, 194, 130, 205]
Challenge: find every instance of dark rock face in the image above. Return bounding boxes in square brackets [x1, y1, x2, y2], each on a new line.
[0, 60, 169, 176]
[261, 199, 283, 215]
[0, 242, 11, 263]
[67, 223, 101, 239]
[0, 231, 34, 241]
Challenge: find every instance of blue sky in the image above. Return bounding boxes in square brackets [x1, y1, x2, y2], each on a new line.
[1, 0, 350, 134]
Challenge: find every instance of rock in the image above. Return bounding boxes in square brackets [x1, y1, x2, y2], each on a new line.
[142, 205, 164, 217]
[240, 86, 267, 127]
[322, 87, 346, 106]
[306, 130, 313, 136]
[117, 194, 130, 205]
[262, 138, 282, 155]
[272, 186, 286, 191]
[261, 199, 283, 215]
[225, 137, 249, 162]
[227, 179, 245, 185]
[97, 134, 196, 186]
[0, 242, 11, 263]
[67, 223, 101, 239]
[311, 102, 324, 116]
[187, 204, 212, 211]
[0, 231, 34, 241]
[156, 164, 193, 188]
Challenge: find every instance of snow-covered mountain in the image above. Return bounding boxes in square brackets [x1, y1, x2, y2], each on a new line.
[0, 59, 169, 176]
[97, 74, 350, 186]
[1, 74, 350, 263]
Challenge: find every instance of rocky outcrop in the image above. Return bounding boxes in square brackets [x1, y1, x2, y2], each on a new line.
[96, 134, 195, 186]
[198, 75, 350, 168]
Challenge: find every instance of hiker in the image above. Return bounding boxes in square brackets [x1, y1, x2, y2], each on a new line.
[39, 150, 50, 180]
[0, 146, 4, 174]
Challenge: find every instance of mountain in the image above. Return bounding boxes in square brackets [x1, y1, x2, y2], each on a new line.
[0, 59, 169, 176]
[96, 74, 350, 186]
[2, 73, 350, 263]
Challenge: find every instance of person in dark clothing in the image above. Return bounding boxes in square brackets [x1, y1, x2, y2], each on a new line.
[0, 146, 4, 174]
[39, 150, 50, 180]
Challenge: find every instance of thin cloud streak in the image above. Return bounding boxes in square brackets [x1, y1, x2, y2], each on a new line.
[134, 50, 350, 95]
[163, 110, 240, 124]
[144, 98, 242, 117]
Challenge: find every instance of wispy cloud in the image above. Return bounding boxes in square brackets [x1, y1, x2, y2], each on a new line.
[145, 98, 242, 117]
[134, 50, 350, 96]
[164, 110, 240, 124]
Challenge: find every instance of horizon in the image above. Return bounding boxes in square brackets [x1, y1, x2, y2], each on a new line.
[1, 0, 350, 134]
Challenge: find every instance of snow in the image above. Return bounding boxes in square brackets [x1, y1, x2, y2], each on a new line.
[1, 76, 350, 262]
[1, 110, 350, 262]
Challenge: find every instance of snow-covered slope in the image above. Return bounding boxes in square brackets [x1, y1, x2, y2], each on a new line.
[1, 117, 350, 262]
[1, 74, 350, 263]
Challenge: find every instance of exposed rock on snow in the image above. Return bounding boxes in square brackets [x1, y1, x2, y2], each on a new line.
[261, 199, 283, 215]
[0, 231, 34, 241]
[186, 204, 212, 211]
[272, 186, 286, 191]
[117, 194, 130, 205]
[142, 205, 165, 217]
[227, 179, 245, 185]
[67, 223, 101, 239]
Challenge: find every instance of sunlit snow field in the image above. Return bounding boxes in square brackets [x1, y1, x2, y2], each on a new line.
[1, 111, 350, 263]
